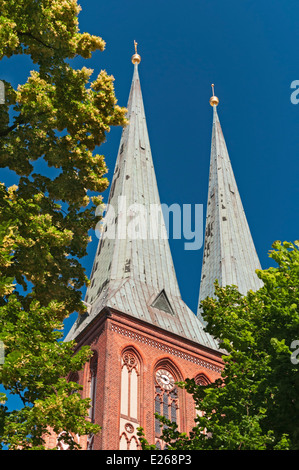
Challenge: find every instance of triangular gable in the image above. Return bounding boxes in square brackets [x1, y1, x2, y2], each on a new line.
[151, 290, 174, 315]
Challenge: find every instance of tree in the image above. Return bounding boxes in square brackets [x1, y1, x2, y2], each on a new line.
[0, 0, 127, 449]
[138, 241, 299, 450]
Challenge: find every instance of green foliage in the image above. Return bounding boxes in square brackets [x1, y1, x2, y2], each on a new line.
[137, 427, 157, 450]
[139, 241, 299, 450]
[0, 296, 99, 449]
[0, 0, 127, 449]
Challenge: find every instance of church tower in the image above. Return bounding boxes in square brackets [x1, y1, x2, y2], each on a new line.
[59, 48, 224, 450]
[197, 85, 263, 320]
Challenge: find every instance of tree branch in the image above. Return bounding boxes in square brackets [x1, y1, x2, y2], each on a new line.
[0, 121, 21, 137]
[18, 31, 54, 50]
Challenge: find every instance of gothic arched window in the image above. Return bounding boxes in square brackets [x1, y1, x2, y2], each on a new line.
[193, 373, 210, 430]
[194, 373, 210, 386]
[88, 353, 98, 423]
[154, 365, 180, 449]
[120, 349, 140, 420]
[119, 349, 141, 450]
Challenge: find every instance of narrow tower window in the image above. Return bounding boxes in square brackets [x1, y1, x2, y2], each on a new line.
[193, 373, 210, 434]
[119, 349, 141, 450]
[89, 354, 98, 423]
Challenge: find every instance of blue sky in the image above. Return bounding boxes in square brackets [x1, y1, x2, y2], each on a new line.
[68, 0, 299, 320]
[1, 1, 299, 354]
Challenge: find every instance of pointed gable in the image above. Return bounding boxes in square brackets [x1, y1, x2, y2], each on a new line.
[151, 290, 174, 315]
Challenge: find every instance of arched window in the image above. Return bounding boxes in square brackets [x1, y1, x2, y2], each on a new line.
[154, 364, 180, 449]
[129, 436, 138, 450]
[88, 353, 98, 423]
[193, 373, 210, 432]
[119, 349, 141, 450]
[194, 373, 210, 386]
[119, 432, 129, 450]
[120, 350, 139, 420]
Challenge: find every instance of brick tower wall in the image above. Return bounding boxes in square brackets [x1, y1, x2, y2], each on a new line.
[71, 308, 223, 450]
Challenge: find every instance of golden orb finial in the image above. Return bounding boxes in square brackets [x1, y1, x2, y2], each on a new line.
[209, 83, 219, 106]
[131, 40, 141, 64]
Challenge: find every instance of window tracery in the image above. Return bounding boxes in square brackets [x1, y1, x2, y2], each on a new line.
[119, 348, 141, 450]
[154, 363, 180, 449]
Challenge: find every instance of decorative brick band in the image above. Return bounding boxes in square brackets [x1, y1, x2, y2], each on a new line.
[110, 324, 222, 373]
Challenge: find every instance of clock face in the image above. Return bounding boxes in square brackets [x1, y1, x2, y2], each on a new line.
[156, 369, 175, 390]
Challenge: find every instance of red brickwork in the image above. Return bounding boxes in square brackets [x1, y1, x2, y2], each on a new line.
[49, 307, 223, 450]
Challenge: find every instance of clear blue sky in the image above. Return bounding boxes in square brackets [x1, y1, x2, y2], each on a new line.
[69, 0, 299, 320]
[1, 1, 299, 345]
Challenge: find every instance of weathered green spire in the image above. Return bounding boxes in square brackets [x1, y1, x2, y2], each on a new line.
[65, 50, 219, 351]
[198, 89, 263, 319]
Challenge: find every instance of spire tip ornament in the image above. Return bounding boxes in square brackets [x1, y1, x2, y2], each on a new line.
[209, 83, 219, 106]
[131, 40, 141, 64]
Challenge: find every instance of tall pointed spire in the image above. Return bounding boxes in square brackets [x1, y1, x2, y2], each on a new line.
[197, 86, 263, 316]
[84, 43, 180, 300]
[66, 47, 219, 351]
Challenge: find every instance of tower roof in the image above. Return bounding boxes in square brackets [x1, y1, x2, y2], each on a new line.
[65, 50, 220, 352]
[198, 90, 263, 318]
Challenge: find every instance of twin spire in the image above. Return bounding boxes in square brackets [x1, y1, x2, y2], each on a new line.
[198, 79, 263, 319]
[65, 44, 262, 349]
